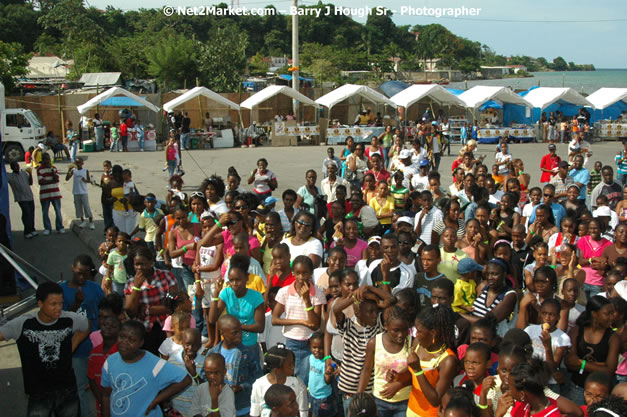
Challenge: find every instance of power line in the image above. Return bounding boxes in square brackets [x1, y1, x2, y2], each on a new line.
[414, 16, 627, 23]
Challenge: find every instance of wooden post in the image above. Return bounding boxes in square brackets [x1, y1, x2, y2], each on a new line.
[196, 77, 203, 129]
[96, 83, 100, 115]
[58, 87, 64, 137]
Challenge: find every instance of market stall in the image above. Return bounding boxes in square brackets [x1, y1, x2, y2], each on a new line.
[586, 88, 627, 139]
[77, 87, 161, 151]
[459, 86, 533, 143]
[163, 86, 240, 149]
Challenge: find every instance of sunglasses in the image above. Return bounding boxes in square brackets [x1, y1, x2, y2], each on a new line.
[296, 219, 313, 227]
[190, 191, 204, 198]
[398, 240, 411, 245]
[226, 219, 239, 227]
[544, 193, 554, 198]
[234, 205, 248, 211]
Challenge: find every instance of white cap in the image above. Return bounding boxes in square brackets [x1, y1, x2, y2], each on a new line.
[396, 216, 414, 226]
[367, 236, 381, 246]
[399, 149, 412, 159]
[593, 206, 612, 217]
[615, 280, 627, 301]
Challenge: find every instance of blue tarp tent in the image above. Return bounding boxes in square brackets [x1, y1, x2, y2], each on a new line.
[100, 96, 147, 107]
[379, 81, 409, 98]
[480, 100, 503, 111]
[586, 88, 627, 122]
[278, 74, 313, 82]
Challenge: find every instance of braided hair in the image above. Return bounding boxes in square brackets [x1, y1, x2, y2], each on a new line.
[444, 386, 481, 417]
[348, 393, 377, 417]
[264, 344, 295, 374]
[416, 304, 457, 350]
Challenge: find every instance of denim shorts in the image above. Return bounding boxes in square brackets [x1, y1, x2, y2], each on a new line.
[310, 393, 337, 417]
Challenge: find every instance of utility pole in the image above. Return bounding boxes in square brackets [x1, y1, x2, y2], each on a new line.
[291, 0, 299, 121]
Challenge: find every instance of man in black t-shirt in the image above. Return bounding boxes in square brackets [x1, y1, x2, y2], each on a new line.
[0, 281, 89, 417]
[590, 166, 623, 210]
[181, 112, 191, 150]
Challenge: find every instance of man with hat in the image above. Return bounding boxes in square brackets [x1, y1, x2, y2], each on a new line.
[550, 160, 575, 204]
[355, 236, 383, 285]
[410, 158, 430, 192]
[540, 144, 561, 183]
[396, 149, 419, 188]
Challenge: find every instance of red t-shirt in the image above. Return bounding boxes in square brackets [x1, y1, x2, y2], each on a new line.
[269, 272, 295, 289]
[511, 399, 562, 417]
[540, 154, 560, 183]
[88, 342, 119, 416]
[25, 151, 32, 164]
[365, 169, 391, 184]
[326, 200, 352, 218]
[119, 122, 128, 137]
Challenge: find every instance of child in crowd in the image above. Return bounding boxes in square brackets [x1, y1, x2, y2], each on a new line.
[250, 345, 308, 417]
[457, 317, 499, 375]
[313, 246, 347, 290]
[521, 187, 542, 231]
[453, 258, 482, 313]
[509, 360, 560, 417]
[439, 387, 478, 417]
[415, 245, 445, 307]
[207, 315, 262, 417]
[265, 385, 300, 417]
[492, 164, 505, 189]
[110, 121, 119, 152]
[272, 255, 327, 386]
[518, 266, 558, 329]
[190, 353, 236, 417]
[524, 298, 571, 393]
[223, 232, 265, 289]
[454, 342, 492, 403]
[307, 332, 336, 417]
[122, 169, 136, 211]
[266, 244, 295, 301]
[360, 305, 412, 415]
[104, 231, 130, 296]
[66, 157, 95, 229]
[25, 146, 34, 166]
[581, 372, 611, 417]
[169, 328, 206, 416]
[88, 314, 121, 417]
[259, 286, 286, 353]
[162, 290, 196, 337]
[131, 193, 163, 251]
[348, 393, 377, 417]
[98, 226, 118, 276]
[159, 310, 192, 360]
[390, 170, 409, 211]
[523, 242, 550, 290]
[101, 320, 191, 417]
[557, 278, 585, 334]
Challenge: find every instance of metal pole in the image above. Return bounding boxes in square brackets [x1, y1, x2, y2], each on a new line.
[0, 245, 41, 290]
[291, 0, 299, 122]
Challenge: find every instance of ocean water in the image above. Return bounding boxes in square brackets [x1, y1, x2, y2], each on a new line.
[448, 69, 627, 95]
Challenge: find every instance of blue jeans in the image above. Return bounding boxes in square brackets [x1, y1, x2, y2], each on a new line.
[112, 281, 125, 296]
[41, 198, 63, 231]
[121, 135, 128, 150]
[27, 385, 79, 417]
[167, 159, 177, 179]
[70, 141, 78, 162]
[285, 337, 311, 386]
[181, 266, 205, 336]
[374, 397, 408, 417]
[72, 356, 91, 417]
[341, 392, 354, 417]
[584, 283, 603, 301]
[18, 200, 36, 234]
[181, 133, 190, 149]
[381, 146, 390, 169]
[433, 153, 441, 171]
[110, 138, 119, 151]
[310, 393, 337, 417]
[102, 202, 113, 232]
[95, 127, 104, 151]
[138, 134, 145, 150]
[565, 381, 585, 406]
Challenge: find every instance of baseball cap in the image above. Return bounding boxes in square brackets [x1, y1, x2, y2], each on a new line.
[38, 143, 45, 150]
[263, 196, 279, 206]
[396, 216, 414, 226]
[614, 280, 627, 301]
[558, 161, 570, 169]
[593, 206, 611, 217]
[419, 158, 429, 167]
[399, 149, 412, 159]
[367, 236, 381, 246]
[548, 144, 556, 150]
[458, 258, 485, 275]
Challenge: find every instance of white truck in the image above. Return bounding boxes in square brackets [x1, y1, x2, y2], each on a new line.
[1, 82, 47, 163]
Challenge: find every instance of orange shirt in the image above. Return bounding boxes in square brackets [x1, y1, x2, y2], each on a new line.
[407, 346, 456, 417]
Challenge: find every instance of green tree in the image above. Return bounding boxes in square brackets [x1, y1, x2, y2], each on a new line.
[197, 24, 248, 92]
[248, 52, 268, 76]
[0, 41, 32, 93]
[551, 56, 568, 71]
[458, 57, 480, 75]
[364, 9, 395, 56]
[146, 34, 198, 90]
[307, 59, 339, 85]
[0, 2, 41, 52]
[536, 57, 549, 69]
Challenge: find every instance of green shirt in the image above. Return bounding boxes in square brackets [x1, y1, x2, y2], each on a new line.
[106, 250, 128, 284]
[390, 185, 408, 210]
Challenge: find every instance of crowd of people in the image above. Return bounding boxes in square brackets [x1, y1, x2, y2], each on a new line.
[4, 122, 627, 417]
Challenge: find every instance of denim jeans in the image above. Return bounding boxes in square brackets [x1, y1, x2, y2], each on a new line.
[341, 392, 354, 417]
[374, 397, 408, 417]
[310, 393, 337, 417]
[70, 141, 78, 162]
[121, 135, 128, 150]
[584, 283, 603, 301]
[181, 266, 205, 336]
[72, 356, 91, 417]
[381, 147, 390, 169]
[41, 198, 63, 231]
[112, 281, 125, 296]
[27, 385, 79, 417]
[167, 159, 177, 179]
[433, 153, 441, 171]
[138, 134, 145, 150]
[110, 138, 119, 151]
[18, 200, 36, 234]
[181, 133, 190, 149]
[565, 381, 585, 406]
[285, 337, 311, 386]
[95, 127, 104, 151]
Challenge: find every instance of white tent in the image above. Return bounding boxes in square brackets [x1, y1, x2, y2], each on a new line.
[390, 84, 465, 108]
[585, 88, 627, 110]
[459, 86, 533, 109]
[163, 86, 240, 112]
[239, 85, 319, 110]
[77, 86, 160, 115]
[315, 84, 396, 110]
[523, 87, 594, 110]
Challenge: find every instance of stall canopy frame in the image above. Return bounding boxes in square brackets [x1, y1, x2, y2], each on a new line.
[77, 86, 160, 115]
[522, 87, 594, 111]
[585, 88, 627, 110]
[458, 86, 533, 110]
[315, 84, 397, 111]
[239, 85, 319, 110]
[163, 86, 240, 112]
[390, 84, 466, 109]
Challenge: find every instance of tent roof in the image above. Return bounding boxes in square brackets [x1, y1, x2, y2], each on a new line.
[315, 84, 396, 110]
[585, 88, 627, 110]
[523, 87, 594, 110]
[101, 96, 147, 107]
[77, 87, 160, 115]
[458, 86, 533, 109]
[390, 84, 466, 109]
[79, 72, 122, 87]
[239, 85, 319, 110]
[163, 86, 240, 112]
[379, 80, 409, 98]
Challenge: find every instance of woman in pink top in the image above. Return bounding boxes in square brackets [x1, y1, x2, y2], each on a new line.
[577, 219, 611, 300]
[331, 218, 367, 268]
[165, 130, 178, 180]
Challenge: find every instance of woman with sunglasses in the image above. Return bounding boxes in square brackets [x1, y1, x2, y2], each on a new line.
[281, 211, 323, 268]
[233, 193, 258, 236]
[188, 192, 208, 223]
[200, 175, 227, 215]
[197, 210, 262, 277]
[345, 143, 369, 189]
[248, 158, 277, 198]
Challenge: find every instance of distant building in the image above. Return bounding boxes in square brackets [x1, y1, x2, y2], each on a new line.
[268, 56, 289, 72]
[78, 72, 122, 89]
[25, 56, 73, 81]
[424, 58, 442, 72]
[506, 65, 527, 74]
[480, 66, 511, 78]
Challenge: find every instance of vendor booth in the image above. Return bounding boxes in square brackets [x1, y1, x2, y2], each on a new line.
[163, 86, 240, 149]
[315, 84, 396, 144]
[458, 86, 534, 143]
[77, 87, 160, 151]
[585, 88, 627, 140]
[240, 85, 320, 146]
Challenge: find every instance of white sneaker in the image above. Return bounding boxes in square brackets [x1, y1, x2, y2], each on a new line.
[89, 223, 95, 230]
[201, 336, 209, 344]
[31, 231, 38, 237]
[79, 221, 87, 228]
[25, 233, 33, 239]
[43, 229, 51, 236]
[58, 228, 66, 234]
[140, 149, 144, 152]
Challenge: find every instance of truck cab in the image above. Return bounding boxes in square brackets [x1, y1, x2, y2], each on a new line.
[2, 108, 47, 163]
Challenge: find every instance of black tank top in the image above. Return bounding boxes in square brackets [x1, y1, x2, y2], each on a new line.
[573, 327, 613, 387]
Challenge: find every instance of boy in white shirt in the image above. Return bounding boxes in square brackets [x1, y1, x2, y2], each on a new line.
[65, 157, 94, 229]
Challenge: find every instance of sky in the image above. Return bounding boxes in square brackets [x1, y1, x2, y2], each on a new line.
[88, 0, 627, 68]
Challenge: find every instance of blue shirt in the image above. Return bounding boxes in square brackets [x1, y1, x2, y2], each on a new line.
[101, 351, 187, 417]
[220, 287, 264, 346]
[61, 280, 104, 357]
[569, 168, 590, 200]
[308, 355, 332, 399]
[168, 349, 205, 417]
[529, 202, 566, 228]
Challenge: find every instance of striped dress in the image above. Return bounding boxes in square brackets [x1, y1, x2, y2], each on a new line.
[37, 165, 62, 201]
[337, 315, 383, 394]
[471, 285, 517, 336]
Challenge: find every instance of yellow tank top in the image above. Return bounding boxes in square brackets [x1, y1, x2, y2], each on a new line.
[407, 346, 456, 417]
[112, 186, 126, 211]
[373, 333, 412, 402]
